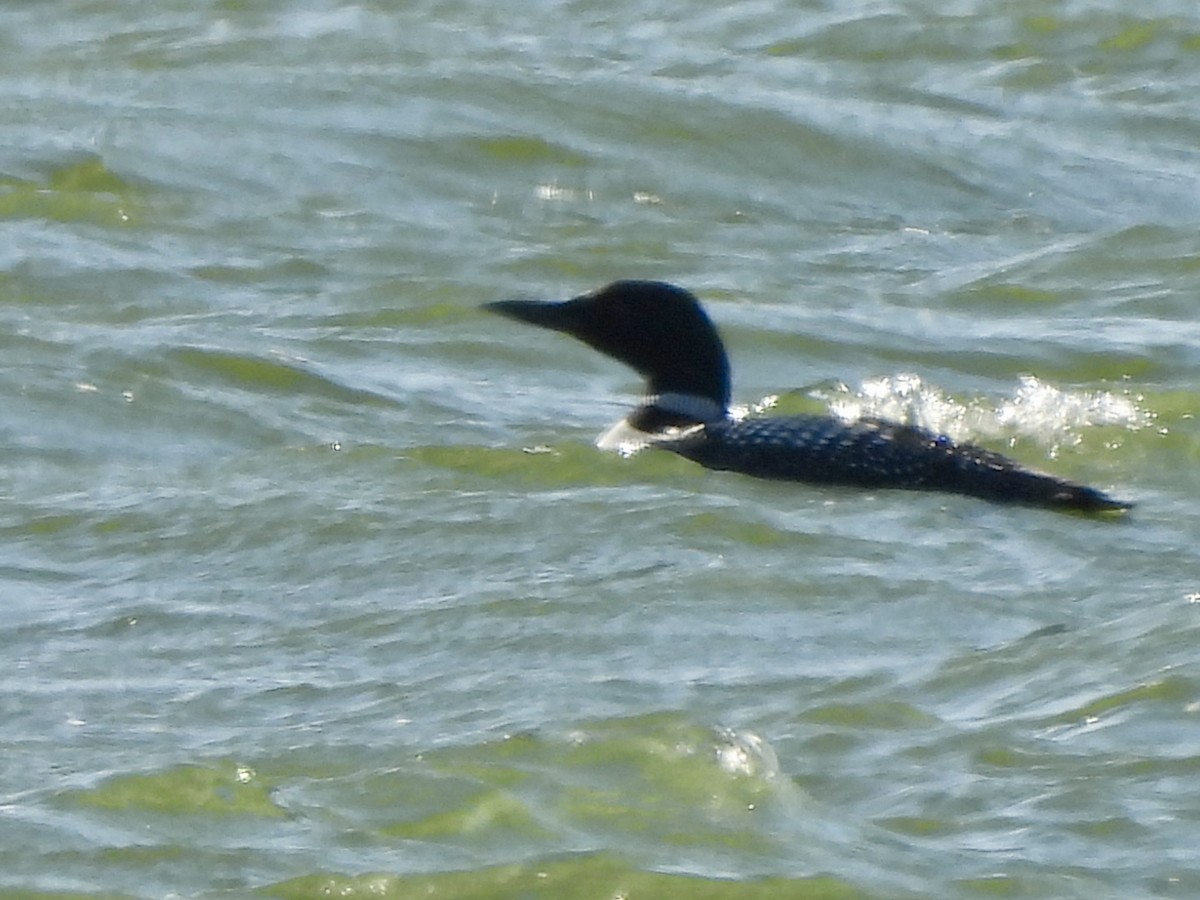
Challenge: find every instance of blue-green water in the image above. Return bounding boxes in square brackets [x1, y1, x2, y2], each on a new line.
[3, 2, 1199, 897]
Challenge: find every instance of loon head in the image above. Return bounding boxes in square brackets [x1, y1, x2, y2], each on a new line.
[485, 280, 732, 422]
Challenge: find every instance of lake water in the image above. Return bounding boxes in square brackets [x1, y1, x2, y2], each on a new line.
[2, 1, 1199, 897]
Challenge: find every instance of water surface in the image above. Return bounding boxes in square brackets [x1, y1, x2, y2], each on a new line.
[2, 1, 1199, 897]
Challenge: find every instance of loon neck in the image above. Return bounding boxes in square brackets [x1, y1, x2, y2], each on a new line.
[644, 392, 726, 424]
[596, 392, 721, 453]
[625, 392, 727, 435]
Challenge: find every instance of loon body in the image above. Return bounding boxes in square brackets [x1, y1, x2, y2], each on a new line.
[485, 281, 1130, 513]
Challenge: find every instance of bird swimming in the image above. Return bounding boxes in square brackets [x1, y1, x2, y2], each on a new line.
[485, 280, 1131, 513]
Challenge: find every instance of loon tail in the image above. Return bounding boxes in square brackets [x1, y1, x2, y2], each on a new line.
[943, 440, 1131, 513]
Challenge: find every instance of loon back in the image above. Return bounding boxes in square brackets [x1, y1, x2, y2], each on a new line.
[485, 280, 1131, 514]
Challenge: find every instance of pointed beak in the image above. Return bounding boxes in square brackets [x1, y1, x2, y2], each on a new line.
[483, 298, 585, 335]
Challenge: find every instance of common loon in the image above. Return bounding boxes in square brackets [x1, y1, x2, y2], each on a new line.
[485, 280, 1131, 513]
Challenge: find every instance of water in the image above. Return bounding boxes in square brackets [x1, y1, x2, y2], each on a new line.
[2, 1, 1199, 897]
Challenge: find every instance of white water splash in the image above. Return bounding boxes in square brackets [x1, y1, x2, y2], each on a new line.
[599, 375, 1149, 460]
[816, 373, 1151, 453]
[713, 727, 780, 780]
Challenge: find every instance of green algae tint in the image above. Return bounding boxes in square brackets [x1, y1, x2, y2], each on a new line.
[72, 762, 283, 818]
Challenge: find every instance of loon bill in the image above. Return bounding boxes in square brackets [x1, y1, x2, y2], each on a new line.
[484, 280, 1132, 514]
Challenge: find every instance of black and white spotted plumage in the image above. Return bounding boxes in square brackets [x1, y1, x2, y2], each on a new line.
[667, 415, 1125, 511]
[486, 281, 1130, 513]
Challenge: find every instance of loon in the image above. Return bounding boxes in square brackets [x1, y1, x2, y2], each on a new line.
[485, 280, 1131, 513]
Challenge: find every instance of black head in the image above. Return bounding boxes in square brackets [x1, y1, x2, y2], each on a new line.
[485, 280, 731, 410]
